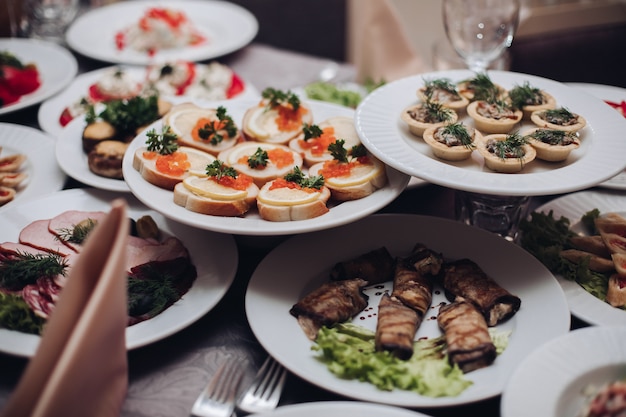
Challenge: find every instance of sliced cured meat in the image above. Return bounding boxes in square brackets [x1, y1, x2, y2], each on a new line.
[18, 219, 76, 257]
[125, 236, 189, 272]
[22, 282, 56, 319]
[0, 241, 51, 258]
[47, 210, 107, 252]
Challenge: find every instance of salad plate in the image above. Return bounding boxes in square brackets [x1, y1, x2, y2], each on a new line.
[355, 70, 626, 196]
[122, 99, 410, 236]
[56, 116, 130, 192]
[501, 325, 626, 417]
[0, 188, 238, 357]
[532, 189, 626, 326]
[566, 82, 626, 190]
[65, 0, 258, 65]
[248, 401, 433, 417]
[0, 123, 66, 210]
[38, 64, 260, 139]
[245, 213, 570, 407]
[0, 38, 77, 115]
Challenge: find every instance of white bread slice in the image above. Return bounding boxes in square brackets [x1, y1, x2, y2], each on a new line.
[218, 141, 303, 188]
[241, 100, 313, 144]
[163, 102, 241, 155]
[173, 174, 259, 217]
[308, 155, 387, 201]
[289, 116, 361, 167]
[132, 145, 216, 190]
[257, 180, 331, 221]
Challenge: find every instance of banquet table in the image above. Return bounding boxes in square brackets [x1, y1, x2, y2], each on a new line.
[0, 40, 597, 417]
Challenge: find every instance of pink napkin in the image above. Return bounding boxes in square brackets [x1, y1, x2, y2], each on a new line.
[346, 0, 425, 83]
[2, 199, 129, 417]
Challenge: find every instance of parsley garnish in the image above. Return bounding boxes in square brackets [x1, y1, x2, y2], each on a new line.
[261, 87, 300, 111]
[93, 95, 161, 135]
[0, 51, 23, 68]
[145, 125, 179, 155]
[205, 160, 238, 180]
[302, 123, 323, 141]
[248, 147, 269, 169]
[197, 106, 238, 145]
[284, 166, 324, 189]
[328, 139, 367, 163]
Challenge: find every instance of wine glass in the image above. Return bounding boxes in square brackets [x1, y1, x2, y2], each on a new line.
[442, 0, 520, 73]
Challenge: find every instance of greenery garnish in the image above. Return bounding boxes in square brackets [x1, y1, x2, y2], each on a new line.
[423, 99, 455, 123]
[524, 129, 578, 146]
[146, 125, 179, 155]
[0, 51, 24, 68]
[0, 252, 67, 291]
[196, 106, 237, 145]
[205, 160, 238, 179]
[56, 218, 98, 244]
[423, 78, 460, 100]
[248, 147, 269, 168]
[328, 139, 367, 163]
[540, 107, 577, 124]
[486, 132, 528, 160]
[284, 166, 324, 189]
[87, 94, 160, 134]
[439, 122, 475, 149]
[261, 87, 300, 111]
[464, 73, 500, 102]
[302, 123, 323, 141]
[0, 292, 46, 334]
[508, 81, 544, 109]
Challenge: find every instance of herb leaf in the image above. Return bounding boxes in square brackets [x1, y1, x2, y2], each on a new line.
[261, 87, 300, 111]
[248, 147, 269, 168]
[205, 160, 238, 179]
[146, 125, 179, 155]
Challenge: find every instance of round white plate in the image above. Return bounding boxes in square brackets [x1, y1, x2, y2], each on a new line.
[38, 64, 260, 139]
[66, 0, 258, 65]
[250, 401, 433, 417]
[56, 116, 130, 192]
[566, 82, 626, 190]
[0, 123, 66, 210]
[0, 188, 237, 357]
[533, 189, 626, 326]
[355, 70, 626, 196]
[123, 99, 410, 236]
[0, 38, 77, 115]
[245, 213, 570, 408]
[501, 325, 626, 417]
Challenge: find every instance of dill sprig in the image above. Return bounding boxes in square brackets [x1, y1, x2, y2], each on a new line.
[284, 166, 324, 190]
[0, 252, 67, 291]
[205, 160, 238, 180]
[423, 78, 459, 99]
[464, 73, 501, 102]
[55, 218, 98, 244]
[423, 99, 455, 123]
[525, 129, 578, 146]
[540, 107, 577, 124]
[487, 132, 528, 160]
[439, 122, 475, 149]
[146, 125, 179, 155]
[508, 81, 545, 109]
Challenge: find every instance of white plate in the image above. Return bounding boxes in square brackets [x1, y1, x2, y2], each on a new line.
[533, 189, 626, 326]
[0, 38, 77, 115]
[245, 214, 570, 407]
[501, 325, 626, 417]
[38, 64, 260, 139]
[66, 0, 258, 65]
[0, 188, 237, 357]
[123, 99, 410, 236]
[355, 70, 626, 196]
[56, 116, 130, 192]
[250, 401, 433, 417]
[0, 123, 66, 210]
[566, 82, 626, 190]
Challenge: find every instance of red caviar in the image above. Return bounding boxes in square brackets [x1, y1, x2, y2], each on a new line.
[267, 148, 294, 168]
[298, 126, 336, 156]
[213, 172, 253, 191]
[275, 105, 308, 132]
[191, 117, 226, 142]
[268, 178, 316, 193]
[152, 151, 191, 176]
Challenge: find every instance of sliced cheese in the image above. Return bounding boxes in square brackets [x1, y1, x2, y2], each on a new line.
[182, 175, 248, 201]
[324, 162, 383, 187]
[257, 185, 319, 206]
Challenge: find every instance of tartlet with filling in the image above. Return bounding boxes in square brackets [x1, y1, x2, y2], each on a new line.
[508, 81, 557, 119]
[476, 132, 536, 173]
[401, 100, 458, 137]
[457, 73, 506, 102]
[530, 107, 587, 132]
[423, 122, 481, 161]
[523, 127, 580, 162]
[467, 99, 523, 134]
[417, 78, 469, 111]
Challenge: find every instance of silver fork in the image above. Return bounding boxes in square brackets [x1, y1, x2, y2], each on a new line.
[191, 357, 244, 417]
[236, 356, 287, 415]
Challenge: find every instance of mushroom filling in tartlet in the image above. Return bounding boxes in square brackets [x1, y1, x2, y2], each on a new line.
[434, 123, 475, 148]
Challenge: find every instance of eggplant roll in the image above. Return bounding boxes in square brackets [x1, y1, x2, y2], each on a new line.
[442, 258, 521, 326]
[329, 246, 395, 285]
[290, 278, 369, 340]
[405, 243, 444, 277]
[375, 294, 419, 360]
[437, 300, 496, 373]
[392, 257, 434, 318]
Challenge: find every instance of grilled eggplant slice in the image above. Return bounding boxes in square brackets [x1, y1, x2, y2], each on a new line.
[329, 246, 394, 284]
[375, 294, 419, 360]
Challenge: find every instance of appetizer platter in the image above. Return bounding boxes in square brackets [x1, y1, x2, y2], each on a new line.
[38, 63, 259, 139]
[122, 99, 410, 235]
[501, 325, 626, 417]
[247, 401, 434, 417]
[0, 123, 66, 209]
[65, 0, 258, 65]
[522, 189, 626, 326]
[566, 82, 626, 190]
[0, 188, 238, 357]
[0, 38, 77, 115]
[245, 214, 570, 407]
[355, 70, 626, 196]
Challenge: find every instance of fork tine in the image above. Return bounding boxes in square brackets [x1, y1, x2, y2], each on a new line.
[191, 357, 244, 417]
[237, 356, 287, 414]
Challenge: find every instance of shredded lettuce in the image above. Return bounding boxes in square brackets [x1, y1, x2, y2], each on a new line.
[312, 322, 510, 397]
